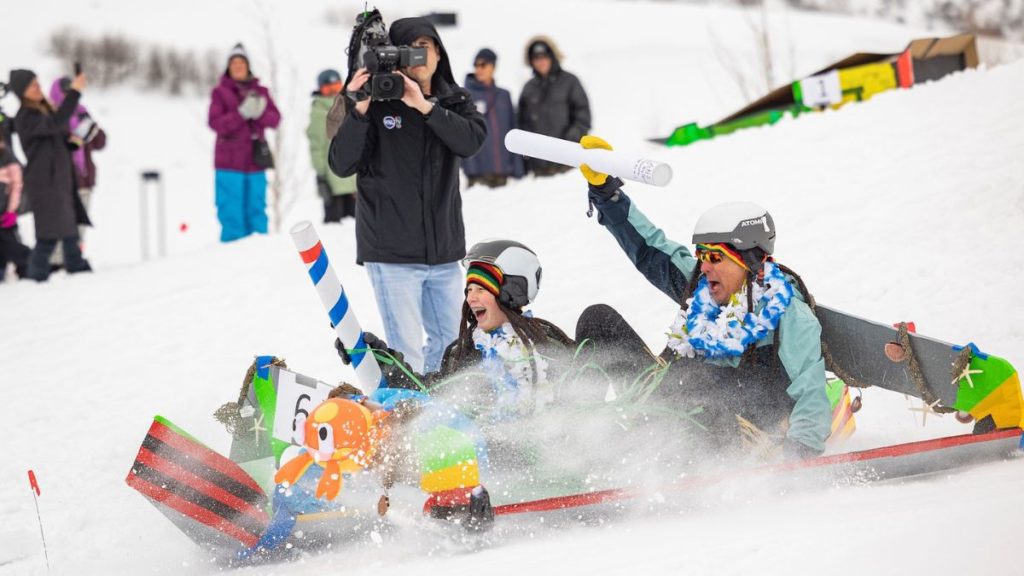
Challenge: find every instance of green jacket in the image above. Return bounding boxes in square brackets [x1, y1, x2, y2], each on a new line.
[308, 94, 355, 196]
[591, 188, 832, 453]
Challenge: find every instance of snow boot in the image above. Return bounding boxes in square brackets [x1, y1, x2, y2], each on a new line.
[425, 485, 494, 532]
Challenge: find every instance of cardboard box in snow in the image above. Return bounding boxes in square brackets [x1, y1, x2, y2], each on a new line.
[656, 34, 978, 147]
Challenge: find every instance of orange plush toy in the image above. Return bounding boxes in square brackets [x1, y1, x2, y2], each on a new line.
[274, 398, 387, 500]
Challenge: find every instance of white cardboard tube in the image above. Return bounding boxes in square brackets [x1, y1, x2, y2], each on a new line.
[504, 129, 673, 187]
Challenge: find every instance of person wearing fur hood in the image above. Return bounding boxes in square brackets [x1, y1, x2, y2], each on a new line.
[517, 36, 592, 176]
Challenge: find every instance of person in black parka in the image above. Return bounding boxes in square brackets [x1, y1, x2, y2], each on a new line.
[518, 36, 591, 177]
[327, 16, 487, 375]
[9, 69, 91, 281]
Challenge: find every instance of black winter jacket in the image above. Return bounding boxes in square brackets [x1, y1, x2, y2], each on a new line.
[518, 67, 591, 173]
[329, 82, 486, 265]
[14, 92, 91, 240]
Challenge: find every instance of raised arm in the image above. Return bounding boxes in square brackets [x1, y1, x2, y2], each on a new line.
[588, 178, 696, 303]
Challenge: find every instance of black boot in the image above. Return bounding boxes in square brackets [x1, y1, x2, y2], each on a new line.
[466, 485, 494, 532]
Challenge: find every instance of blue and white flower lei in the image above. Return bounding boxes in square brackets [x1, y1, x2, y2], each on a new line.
[666, 261, 793, 359]
[473, 322, 548, 418]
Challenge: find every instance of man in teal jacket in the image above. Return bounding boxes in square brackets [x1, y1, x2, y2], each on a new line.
[573, 135, 831, 459]
[307, 69, 356, 223]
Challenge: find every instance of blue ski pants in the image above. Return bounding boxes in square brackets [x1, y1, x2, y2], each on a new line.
[215, 170, 268, 243]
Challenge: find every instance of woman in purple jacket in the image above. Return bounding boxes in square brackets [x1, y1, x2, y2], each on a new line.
[207, 43, 280, 242]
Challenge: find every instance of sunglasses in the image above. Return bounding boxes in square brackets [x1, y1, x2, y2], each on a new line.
[696, 250, 725, 264]
[695, 243, 749, 270]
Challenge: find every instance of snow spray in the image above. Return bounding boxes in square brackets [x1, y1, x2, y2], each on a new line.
[504, 129, 673, 187]
[290, 221, 382, 393]
[27, 470, 49, 572]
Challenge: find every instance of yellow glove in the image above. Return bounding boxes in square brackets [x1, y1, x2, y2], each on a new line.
[579, 135, 612, 186]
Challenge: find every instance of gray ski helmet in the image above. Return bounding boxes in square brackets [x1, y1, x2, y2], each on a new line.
[462, 239, 542, 308]
[691, 201, 775, 255]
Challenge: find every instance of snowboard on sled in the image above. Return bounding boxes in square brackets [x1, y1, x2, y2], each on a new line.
[817, 305, 1024, 432]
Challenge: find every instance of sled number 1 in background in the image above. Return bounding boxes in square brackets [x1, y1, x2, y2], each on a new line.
[799, 70, 841, 107]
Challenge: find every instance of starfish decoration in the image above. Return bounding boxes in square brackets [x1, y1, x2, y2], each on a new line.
[908, 399, 943, 426]
[953, 365, 984, 389]
[248, 412, 266, 447]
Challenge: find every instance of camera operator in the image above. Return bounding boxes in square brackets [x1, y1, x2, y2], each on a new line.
[328, 16, 486, 374]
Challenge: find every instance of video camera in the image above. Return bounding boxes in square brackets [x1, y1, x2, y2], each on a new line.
[347, 9, 427, 101]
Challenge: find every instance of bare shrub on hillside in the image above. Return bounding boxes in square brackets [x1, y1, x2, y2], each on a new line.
[783, 0, 1024, 41]
[48, 28, 220, 95]
[49, 27, 139, 86]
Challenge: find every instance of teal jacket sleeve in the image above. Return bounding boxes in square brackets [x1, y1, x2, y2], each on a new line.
[777, 296, 832, 453]
[591, 187, 698, 303]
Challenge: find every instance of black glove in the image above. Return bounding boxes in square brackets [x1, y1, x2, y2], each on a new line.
[334, 331, 387, 365]
[334, 332, 424, 390]
[586, 176, 623, 218]
[783, 439, 822, 461]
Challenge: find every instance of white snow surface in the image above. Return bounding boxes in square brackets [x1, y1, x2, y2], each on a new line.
[2, 1, 1024, 574]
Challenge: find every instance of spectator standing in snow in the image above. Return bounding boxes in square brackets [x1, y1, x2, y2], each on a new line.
[49, 77, 106, 265]
[10, 69, 92, 281]
[0, 103, 30, 281]
[461, 48, 524, 188]
[307, 69, 356, 224]
[518, 37, 591, 177]
[207, 43, 281, 242]
[328, 17, 486, 373]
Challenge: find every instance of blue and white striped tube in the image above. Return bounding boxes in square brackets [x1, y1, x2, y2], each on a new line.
[290, 221, 382, 393]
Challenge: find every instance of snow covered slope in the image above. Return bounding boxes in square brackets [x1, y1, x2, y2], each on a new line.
[2, 1, 1023, 574]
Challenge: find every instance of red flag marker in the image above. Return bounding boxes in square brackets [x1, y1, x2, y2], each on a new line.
[27, 469, 50, 572]
[179, 222, 189, 233]
[28, 469, 41, 496]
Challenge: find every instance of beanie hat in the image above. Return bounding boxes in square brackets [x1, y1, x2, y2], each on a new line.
[226, 43, 249, 66]
[8, 69, 36, 100]
[528, 41, 553, 59]
[466, 261, 504, 297]
[317, 69, 342, 87]
[474, 48, 497, 66]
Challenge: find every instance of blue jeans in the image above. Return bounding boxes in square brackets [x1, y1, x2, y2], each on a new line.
[215, 170, 268, 242]
[365, 261, 464, 374]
